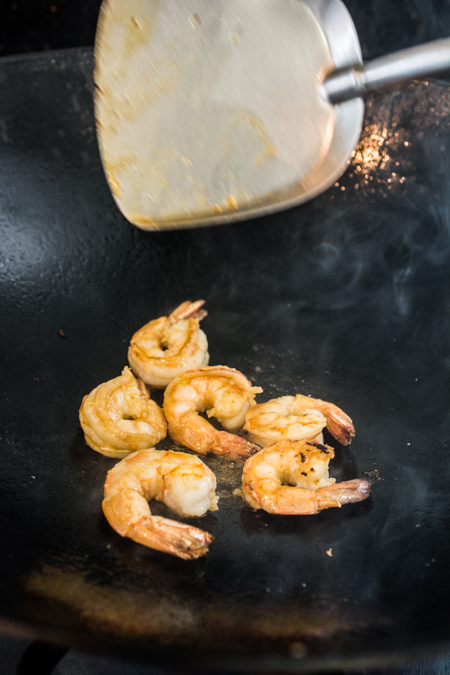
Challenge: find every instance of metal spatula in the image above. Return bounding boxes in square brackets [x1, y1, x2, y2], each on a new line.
[94, 0, 450, 230]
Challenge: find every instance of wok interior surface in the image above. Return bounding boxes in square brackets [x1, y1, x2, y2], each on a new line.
[0, 49, 450, 670]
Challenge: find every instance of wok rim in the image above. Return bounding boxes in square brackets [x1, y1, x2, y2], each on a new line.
[2, 611, 450, 672]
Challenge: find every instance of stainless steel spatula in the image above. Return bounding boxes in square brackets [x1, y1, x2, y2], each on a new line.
[94, 0, 449, 230]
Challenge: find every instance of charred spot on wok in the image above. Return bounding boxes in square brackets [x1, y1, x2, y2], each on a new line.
[363, 468, 383, 483]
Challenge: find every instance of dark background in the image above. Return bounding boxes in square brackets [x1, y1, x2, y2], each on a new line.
[0, 1, 449, 674]
[1, 0, 450, 60]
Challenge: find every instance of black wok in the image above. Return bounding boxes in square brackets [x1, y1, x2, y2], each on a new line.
[0, 48, 450, 672]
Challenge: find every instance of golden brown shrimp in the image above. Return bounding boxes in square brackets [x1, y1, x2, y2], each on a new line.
[79, 367, 167, 458]
[164, 366, 263, 459]
[128, 300, 209, 388]
[103, 449, 217, 560]
[242, 439, 370, 515]
[244, 394, 355, 447]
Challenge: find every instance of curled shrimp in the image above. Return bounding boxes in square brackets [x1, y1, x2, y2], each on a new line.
[103, 449, 217, 560]
[164, 366, 263, 459]
[244, 394, 355, 447]
[128, 300, 209, 388]
[242, 439, 370, 515]
[79, 367, 167, 458]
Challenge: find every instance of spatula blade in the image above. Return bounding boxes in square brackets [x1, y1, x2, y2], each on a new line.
[94, 0, 339, 229]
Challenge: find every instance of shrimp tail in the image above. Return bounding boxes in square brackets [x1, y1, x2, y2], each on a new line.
[103, 490, 213, 560]
[326, 414, 355, 446]
[317, 479, 370, 510]
[169, 300, 207, 324]
[212, 431, 260, 460]
[129, 516, 214, 560]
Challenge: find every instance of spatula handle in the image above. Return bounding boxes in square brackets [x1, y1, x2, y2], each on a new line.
[322, 38, 450, 104]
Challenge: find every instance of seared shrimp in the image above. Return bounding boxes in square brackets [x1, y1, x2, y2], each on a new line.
[242, 439, 370, 515]
[244, 394, 355, 447]
[128, 300, 209, 388]
[79, 367, 167, 458]
[103, 449, 217, 559]
[164, 366, 263, 459]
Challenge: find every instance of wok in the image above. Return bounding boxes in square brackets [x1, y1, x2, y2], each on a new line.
[1, 48, 450, 672]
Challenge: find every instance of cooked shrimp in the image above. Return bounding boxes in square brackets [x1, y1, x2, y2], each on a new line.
[103, 448, 217, 560]
[79, 367, 167, 458]
[164, 366, 263, 459]
[128, 300, 209, 388]
[242, 439, 370, 515]
[244, 394, 355, 447]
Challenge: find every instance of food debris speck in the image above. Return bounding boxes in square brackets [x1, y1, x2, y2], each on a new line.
[326, 548, 333, 557]
[363, 468, 383, 482]
[233, 488, 244, 498]
[58, 329, 67, 338]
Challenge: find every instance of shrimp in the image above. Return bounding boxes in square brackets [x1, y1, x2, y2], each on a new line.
[79, 367, 167, 458]
[103, 448, 217, 559]
[244, 394, 355, 447]
[128, 300, 209, 388]
[242, 439, 370, 515]
[164, 366, 263, 459]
